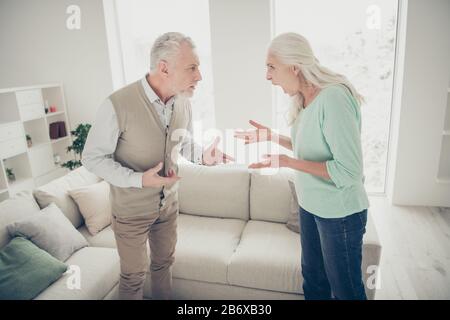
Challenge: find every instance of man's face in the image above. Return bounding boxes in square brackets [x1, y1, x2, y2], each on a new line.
[167, 42, 202, 98]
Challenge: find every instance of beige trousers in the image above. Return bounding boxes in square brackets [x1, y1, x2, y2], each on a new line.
[111, 200, 178, 300]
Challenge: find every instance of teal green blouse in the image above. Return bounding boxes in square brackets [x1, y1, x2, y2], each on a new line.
[291, 84, 369, 218]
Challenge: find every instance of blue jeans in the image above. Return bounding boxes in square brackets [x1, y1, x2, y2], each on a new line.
[300, 207, 368, 300]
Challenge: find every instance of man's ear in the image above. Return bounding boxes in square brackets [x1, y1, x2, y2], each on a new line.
[158, 60, 169, 77]
[291, 65, 300, 76]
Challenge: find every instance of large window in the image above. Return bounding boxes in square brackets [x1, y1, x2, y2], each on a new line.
[113, 0, 215, 133]
[273, 0, 398, 193]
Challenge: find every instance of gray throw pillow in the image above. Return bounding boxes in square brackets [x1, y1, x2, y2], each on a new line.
[286, 180, 300, 233]
[6, 203, 88, 261]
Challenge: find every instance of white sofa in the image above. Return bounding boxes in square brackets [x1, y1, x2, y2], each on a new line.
[0, 164, 382, 300]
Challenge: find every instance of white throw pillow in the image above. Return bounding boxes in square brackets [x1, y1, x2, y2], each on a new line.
[68, 181, 111, 235]
[0, 191, 41, 249]
[33, 166, 102, 228]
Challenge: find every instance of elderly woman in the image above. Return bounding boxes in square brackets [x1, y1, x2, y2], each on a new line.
[235, 32, 370, 300]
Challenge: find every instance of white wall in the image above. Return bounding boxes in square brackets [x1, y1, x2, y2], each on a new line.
[209, 0, 273, 132]
[0, 0, 113, 129]
[387, 0, 450, 206]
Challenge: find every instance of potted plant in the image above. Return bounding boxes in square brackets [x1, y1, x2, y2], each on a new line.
[5, 168, 15, 183]
[26, 134, 32, 147]
[61, 123, 91, 170]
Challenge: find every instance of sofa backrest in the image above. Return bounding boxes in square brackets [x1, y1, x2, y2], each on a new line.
[33, 166, 101, 228]
[0, 191, 41, 249]
[19, 164, 294, 228]
[178, 163, 250, 220]
[250, 168, 296, 223]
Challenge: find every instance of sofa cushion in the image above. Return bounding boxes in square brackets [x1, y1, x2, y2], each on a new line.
[0, 237, 67, 300]
[7, 203, 89, 261]
[33, 166, 101, 228]
[172, 213, 246, 284]
[78, 225, 116, 248]
[178, 163, 250, 220]
[227, 220, 303, 294]
[0, 191, 41, 249]
[250, 168, 295, 223]
[34, 247, 120, 300]
[68, 181, 111, 235]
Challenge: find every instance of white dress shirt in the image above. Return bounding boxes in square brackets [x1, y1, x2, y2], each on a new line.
[81, 76, 203, 188]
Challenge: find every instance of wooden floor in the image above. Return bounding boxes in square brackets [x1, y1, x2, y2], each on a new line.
[368, 195, 450, 300]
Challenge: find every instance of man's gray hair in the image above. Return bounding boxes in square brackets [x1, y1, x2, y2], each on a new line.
[150, 32, 195, 72]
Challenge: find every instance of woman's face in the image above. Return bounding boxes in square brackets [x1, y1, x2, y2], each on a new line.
[265, 52, 299, 96]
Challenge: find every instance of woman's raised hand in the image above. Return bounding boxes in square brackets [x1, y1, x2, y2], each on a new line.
[234, 120, 272, 145]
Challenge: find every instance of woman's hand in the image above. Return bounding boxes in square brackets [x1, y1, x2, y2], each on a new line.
[248, 154, 292, 169]
[235, 120, 293, 151]
[249, 154, 330, 180]
[234, 120, 272, 145]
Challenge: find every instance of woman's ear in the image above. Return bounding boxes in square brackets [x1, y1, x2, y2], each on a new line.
[291, 65, 300, 76]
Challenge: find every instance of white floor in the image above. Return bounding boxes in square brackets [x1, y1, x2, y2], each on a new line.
[368, 195, 450, 300]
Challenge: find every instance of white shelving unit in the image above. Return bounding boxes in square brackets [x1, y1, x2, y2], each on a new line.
[437, 88, 450, 184]
[0, 84, 74, 202]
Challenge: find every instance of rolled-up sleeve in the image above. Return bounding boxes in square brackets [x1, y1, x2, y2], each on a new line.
[322, 88, 364, 189]
[81, 99, 143, 188]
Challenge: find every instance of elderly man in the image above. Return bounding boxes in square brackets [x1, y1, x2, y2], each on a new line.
[82, 32, 233, 300]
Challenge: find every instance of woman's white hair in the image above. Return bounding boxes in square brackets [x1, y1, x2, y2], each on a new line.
[150, 32, 196, 72]
[268, 32, 364, 126]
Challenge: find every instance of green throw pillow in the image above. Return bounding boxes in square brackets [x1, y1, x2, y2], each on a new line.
[0, 237, 68, 300]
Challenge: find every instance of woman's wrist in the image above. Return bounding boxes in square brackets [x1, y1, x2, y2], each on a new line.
[285, 156, 298, 169]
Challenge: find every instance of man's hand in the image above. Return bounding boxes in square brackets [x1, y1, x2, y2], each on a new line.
[142, 162, 180, 188]
[202, 136, 235, 166]
[248, 154, 291, 169]
[234, 120, 272, 145]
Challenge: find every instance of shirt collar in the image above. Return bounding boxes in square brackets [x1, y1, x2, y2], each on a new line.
[141, 74, 174, 107]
